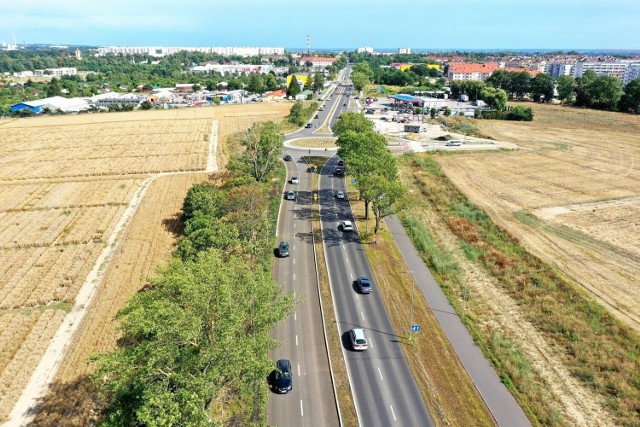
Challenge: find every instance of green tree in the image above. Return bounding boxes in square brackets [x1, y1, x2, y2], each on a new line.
[511, 72, 531, 99]
[286, 76, 301, 98]
[93, 250, 294, 426]
[332, 112, 375, 137]
[575, 70, 598, 107]
[590, 76, 623, 110]
[233, 121, 284, 182]
[351, 71, 370, 92]
[352, 62, 374, 79]
[46, 77, 61, 97]
[313, 72, 325, 92]
[247, 73, 266, 94]
[363, 173, 408, 234]
[480, 86, 508, 111]
[486, 70, 513, 97]
[529, 73, 554, 102]
[557, 75, 576, 104]
[264, 73, 280, 91]
[430, 107, 436, 119]
[620, 78, 640, 114]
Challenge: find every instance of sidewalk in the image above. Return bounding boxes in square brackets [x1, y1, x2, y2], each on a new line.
[385, 215, 531, 427]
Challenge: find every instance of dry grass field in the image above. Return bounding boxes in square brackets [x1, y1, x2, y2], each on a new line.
[0, 103, 291, 424]
[437, 103, 640, 333]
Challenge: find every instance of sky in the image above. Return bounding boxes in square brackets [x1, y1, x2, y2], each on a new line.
[0, 0, 639, 51]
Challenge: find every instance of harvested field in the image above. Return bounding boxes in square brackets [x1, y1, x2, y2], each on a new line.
[436, 103, 640, 332]
[0, 103, 291, 425]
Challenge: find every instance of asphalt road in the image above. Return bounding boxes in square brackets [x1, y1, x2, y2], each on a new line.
[268, 156, 340, 427]
[319, 157, 435, 427]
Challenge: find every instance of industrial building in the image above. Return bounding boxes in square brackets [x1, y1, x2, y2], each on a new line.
[11, 96, 89, 114]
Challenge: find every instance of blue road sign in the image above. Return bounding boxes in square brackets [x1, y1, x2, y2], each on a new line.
[410, 325, 421, 332]
[351, 177, 356, 184]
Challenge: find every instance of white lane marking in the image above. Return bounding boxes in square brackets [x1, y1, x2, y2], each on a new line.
[361, 311, 365, 321]
[378, 367, 383, 381]
[390, 405, 396, 421]
[369, 337, 373, 348]
[298, 364, 301, 377]
[300, 400, 304, 417]
[293, 273, 296, 281]
[296, 335, 298, 346]
[294, 222, 296, 228]
[293, 258, 296, 265]
[294, 312, 297, 321]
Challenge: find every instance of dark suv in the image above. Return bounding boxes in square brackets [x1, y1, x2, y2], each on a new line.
[356, 276, 372, 294]
[273, 359, 293, 393]
[277, 241, 290, 257]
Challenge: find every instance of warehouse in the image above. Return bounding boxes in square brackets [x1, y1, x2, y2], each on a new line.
[11, 96, 89, 114]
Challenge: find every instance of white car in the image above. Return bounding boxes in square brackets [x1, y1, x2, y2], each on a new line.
[290, 176, 299, 184]
[445, 140, 462, 146]
[350, 328, 368, 351]
[285, 191, 296, 201]
[335, 190, 345, 199]
[341, 220, 354, 232]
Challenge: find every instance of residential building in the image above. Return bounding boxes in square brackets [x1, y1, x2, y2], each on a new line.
[398, 47, 411, 55]
[448, 62, 500, 81]
[356, 47, 374, 54]
[300, 56, 337, 68]
[545, 62, 575, 77]
[573, 62, 629, 81]
[96, 46, 285, 57]
[624, 64, 640, 85]
[33, 67, 78, 77]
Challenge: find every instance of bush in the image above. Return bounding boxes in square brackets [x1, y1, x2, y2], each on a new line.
[508, 106, 533, 121]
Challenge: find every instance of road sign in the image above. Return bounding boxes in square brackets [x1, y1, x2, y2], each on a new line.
[410, 325, 421, 332]
[351, 178, 356, 184]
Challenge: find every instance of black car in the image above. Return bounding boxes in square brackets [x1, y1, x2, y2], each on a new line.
[277, 241, 290, 257]
[333, 168, 344, 177]
[305, 123, 312, 128]
[356, 276, 372, 294]
[283, 154, 292, 161]
[337, 159, 345, 166]
[274, 359, 293, 393]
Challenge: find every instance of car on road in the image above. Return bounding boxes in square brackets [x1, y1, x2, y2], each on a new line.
[356, 276, 372, 294]
[314, 114, 319, 119]
[335, 190, 345, 199]
[283, 154, 292, 161]
[277, 241, 290, 257]
[290, 176, 299, 184]
[305, 123, 312, 128]
[333, 168, 344, 176]
[337, 159, 345, 166]
[285, 191, 296, 201]
[341, 220, 354, 232]
[343, 103, 347, 106]
[349, 328, 368, 351]
[273, 359, 293, 393]
[445, 140, 462, 146]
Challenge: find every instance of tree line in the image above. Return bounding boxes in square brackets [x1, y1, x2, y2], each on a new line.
[92, 120, 294, 425]
[333, 113, 409, 234]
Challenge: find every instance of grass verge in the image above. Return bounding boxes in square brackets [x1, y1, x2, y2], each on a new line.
[405, 153, 640, 426]
[345, 185, 496, 426]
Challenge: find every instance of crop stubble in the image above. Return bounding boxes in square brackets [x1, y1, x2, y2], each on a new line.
[436, 103, 640, 332]
[21, 103, 291, 425]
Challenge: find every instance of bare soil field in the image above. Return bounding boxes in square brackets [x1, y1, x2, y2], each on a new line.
[0, 104, 291, 425]
[435, 103, 640, 332]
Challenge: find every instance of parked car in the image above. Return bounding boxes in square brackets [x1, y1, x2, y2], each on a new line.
[335, 190, 345, 199]
[341, 220, 354, 232]
[290, 176, 299, 184]
[273, 359, 293, 393]
[314, 114, 319, 119]
[356, 276, 372, 294]
[283, 154, 292, 161]
[349, 328, 368, 351]
[277, 241, 290, 257]
[285, 191, 296, 201]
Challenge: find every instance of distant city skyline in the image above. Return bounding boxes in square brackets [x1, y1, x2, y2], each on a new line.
[0, 0, 638, 50]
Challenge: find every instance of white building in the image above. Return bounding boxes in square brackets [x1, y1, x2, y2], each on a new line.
[623, 64, 640, 85]
[190, 63, 273, 75]
[573, 62, 628, 81]
[398, 47, 411, 55]
[96, 46, 285, 58]
[300, 56, 337, 68]
[357, 47, 374, 54]
[545, 63, 575, 77]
